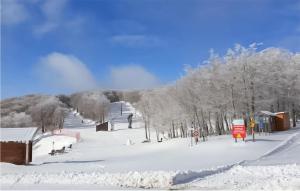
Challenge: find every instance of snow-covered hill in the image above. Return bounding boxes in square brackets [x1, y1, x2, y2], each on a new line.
[1, 102, 300, 190]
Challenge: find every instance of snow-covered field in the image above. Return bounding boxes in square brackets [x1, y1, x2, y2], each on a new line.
[1, 101, 300, 190]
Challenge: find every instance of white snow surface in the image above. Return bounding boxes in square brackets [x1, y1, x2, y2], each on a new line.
[1, 102, 300, 190]
[181, 164, 300, 190]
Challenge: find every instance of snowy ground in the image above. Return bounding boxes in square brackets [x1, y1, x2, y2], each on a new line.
[1, 101, 300, 190]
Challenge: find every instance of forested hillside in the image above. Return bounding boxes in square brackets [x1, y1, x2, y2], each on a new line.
[0, 90, 141, 131]
[0, 94, 70, 131]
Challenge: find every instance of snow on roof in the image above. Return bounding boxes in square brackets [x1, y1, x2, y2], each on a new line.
[275, 112, 287, 115]
[0, 127, 38, 142]
[232, 119, 245, 125]
[259, 111, 277, 116]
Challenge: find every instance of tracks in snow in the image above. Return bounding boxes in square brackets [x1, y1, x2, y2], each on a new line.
[171, 130, 300, 189]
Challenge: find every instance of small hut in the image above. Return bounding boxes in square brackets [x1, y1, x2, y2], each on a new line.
[0, 127, 38, 165]
[274, 112, 290, 131]
[259, 111, 290, 132]
[96, 122, 109, 131]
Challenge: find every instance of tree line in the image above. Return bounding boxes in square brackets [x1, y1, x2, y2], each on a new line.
[70, 91, 110, 123]
[1, 90, 141, 133]
[1, 95, 69, 132]
[137, 44, 300, 141]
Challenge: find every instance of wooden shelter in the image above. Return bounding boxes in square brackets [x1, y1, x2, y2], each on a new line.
[259, 111, 290, 132]
[0, 127, 38, 165]
[96, 122, 109, 131]
[273, 112, 290, 131]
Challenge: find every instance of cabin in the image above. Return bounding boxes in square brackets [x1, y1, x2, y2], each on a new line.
[96, 122, 109, 131]
[273, 112, 290, 131]
[259, 111, 290, 132]
[0, 127, 38, 165]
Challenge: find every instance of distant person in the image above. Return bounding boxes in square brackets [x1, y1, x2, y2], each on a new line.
[127, 113, 133, 129]
[111, 120, 115, 131]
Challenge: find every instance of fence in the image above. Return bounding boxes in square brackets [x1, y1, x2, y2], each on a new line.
[52, 129, 81, 142]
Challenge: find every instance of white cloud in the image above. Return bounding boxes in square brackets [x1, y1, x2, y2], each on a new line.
[37, 52, 97, 91]
[110, 35, 163, 47]
[34, 0, 69, 35]
[41, 0, 67, 19]
[109, 65, 160, 90]
[2, 0, 29, 25]
[33, 22, 58, 35]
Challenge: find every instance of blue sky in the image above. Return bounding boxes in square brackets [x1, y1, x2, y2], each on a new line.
[1, 0, 300, 99]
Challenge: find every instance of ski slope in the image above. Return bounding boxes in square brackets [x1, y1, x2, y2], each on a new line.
[1, 101, 300, 190]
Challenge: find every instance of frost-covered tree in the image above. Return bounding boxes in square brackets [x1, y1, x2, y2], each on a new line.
[138, 44, 300, 138]
[30, 97, 67, 132]
[70, 91, 110, 122]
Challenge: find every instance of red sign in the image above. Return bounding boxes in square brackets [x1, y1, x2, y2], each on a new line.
[193, 130, 199, 137]
[232, 125, 246, 139]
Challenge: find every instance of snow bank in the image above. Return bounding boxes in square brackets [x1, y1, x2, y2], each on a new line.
[2, 164, 299, 189]
[186, 164, 300, 190]
[172, 164, 234, 185]
[0, 168, 175, 189]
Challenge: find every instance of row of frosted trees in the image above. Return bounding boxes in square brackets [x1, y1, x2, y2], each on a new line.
[137, 44, 300, 141]
[70, 91, 110, 123]
[24, 92, 110, 132]
[30, 96, 68, 133]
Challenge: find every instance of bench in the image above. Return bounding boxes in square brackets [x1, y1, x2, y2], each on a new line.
[48, 146, 66, 155]
[56, 146, 65, 154]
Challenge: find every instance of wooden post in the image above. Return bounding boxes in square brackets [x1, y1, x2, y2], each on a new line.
[25, 142, 29, 164]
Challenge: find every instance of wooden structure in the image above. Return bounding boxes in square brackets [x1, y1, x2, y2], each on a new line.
[0, 127, 38, 165]
[96, 122, 109, 131]
[259, 111, 290, 132]
[273, 112, 290, 131]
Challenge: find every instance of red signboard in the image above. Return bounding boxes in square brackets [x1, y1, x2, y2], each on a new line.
[232, 125, 246, 139]
[193, 130, 199, 137]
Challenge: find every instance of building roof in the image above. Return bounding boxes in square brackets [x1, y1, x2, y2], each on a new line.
[259, 111, 288, 117]
[259, 111, 277, 116]
[0, 127, 38, 142]
[275, 112, 286, 115]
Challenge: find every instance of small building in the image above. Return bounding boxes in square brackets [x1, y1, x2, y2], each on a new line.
[0, 127, 38, 165]
[274, 112, 290, 131]
[259, 111, 290, 132]
[96, 122, 109, 131]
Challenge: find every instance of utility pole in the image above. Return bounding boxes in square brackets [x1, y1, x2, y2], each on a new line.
[121, 103, 123, 116]
[250, 115, 255, 142]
